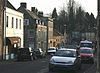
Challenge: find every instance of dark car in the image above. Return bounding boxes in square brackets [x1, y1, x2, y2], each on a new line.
[49, 48, 81, 72]
[17, 48, 32, 61]
[34, 48, 45, 58]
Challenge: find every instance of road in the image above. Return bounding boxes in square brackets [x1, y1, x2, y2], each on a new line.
[0, 56, 95, 73]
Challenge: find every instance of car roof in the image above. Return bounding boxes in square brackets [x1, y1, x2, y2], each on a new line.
[80, 47, 92, 49]
[48, 47, 57, 49]
[80, 40, 92, 43]
[49, 47, 56, 48]
[58, 48, 76, 51]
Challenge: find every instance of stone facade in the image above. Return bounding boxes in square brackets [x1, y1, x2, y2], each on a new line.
[0, 0, 5, 60]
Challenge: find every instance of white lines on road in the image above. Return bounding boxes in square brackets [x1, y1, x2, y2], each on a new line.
[41, 61, 47, 63]
[37, 67, 48, 73]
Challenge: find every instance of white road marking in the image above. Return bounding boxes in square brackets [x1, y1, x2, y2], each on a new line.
[37, 67, 48, 73]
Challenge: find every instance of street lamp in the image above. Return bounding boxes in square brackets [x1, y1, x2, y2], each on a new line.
[0, 0, 5, 60]
[4, 0, 7, 60]
[64, 24, 67, 47]
[46, 17, 48, 55]
[97, 0, 100, 73]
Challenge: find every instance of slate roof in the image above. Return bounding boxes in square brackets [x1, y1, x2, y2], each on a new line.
[18, 6, 40, 20]
[7, 1, 16, 10]
[53, 29, 63, 36]
[26, 9, 40, 20]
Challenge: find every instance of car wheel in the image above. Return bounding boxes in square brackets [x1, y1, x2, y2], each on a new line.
[90, 60, 94, 64]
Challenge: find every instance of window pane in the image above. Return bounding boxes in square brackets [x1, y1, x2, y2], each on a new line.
[16, 18, 18, 28]
[6, 16, 8, 27]
[19, 19, 21, 29]
[12, 17, 14, 28]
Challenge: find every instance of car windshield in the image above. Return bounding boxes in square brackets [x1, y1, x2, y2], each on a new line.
[48, 48, 56, 50]
[80, 49, 93, 54]
[54, 50, 76, 57]
[80, 43, 93, 48]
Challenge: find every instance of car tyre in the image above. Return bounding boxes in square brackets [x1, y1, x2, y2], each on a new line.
[90, 60, 94, 64]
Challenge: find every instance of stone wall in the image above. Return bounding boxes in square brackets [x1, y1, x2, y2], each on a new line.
[0, 0, 4, 60]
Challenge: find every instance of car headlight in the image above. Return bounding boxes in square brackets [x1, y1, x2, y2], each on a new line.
[67, 61, 74, 65]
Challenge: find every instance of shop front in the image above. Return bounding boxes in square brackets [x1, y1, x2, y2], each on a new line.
[5, 37, 21, 60]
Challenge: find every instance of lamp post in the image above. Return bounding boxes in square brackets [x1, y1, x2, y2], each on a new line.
[4, 0, 7, 60]
[46, 17, 48, 54]
[64, 24, 67, 47]
[0, 0, 4, 60]
[97, 0, 100, 73]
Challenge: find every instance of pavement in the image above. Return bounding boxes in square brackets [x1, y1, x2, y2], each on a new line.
[84, 53, 97, 73]
[84, 63, 97, 73]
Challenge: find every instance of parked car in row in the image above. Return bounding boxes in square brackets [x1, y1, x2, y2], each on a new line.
[17, 47, 45, 61]
[47, 47, 57, 55]
[33, 48, 46, 58]
[17, 48, 32, 61]
[80, 47, 94, 63]
[49, 48, 81, 72]
[79, 40, 95, 51]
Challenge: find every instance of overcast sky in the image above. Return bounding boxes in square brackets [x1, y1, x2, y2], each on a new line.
[8, 0, 97, 17]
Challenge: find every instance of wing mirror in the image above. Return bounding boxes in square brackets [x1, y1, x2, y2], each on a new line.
[78, 55, 80, 58]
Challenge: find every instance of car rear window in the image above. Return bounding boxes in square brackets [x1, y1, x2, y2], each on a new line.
[80, 43, 93, 48]
[48, 48, 56, 50]
[18, 48, 30, 54]
[54, 50, 76, 57]
[80, 49, 93, 54]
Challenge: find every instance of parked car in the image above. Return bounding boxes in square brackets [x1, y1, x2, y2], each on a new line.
[80, 47, 94, 63]
[49, 48, 81, 72]
[17, 48, 32, 61]
[34, 48, 45, 58]
[47, 47, 57, 55]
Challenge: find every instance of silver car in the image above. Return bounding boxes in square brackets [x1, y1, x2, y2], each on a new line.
[49, 48, 81, 72]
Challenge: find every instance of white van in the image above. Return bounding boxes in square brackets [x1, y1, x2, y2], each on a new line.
[79, 40, 93, 48]
[47, 47, 57, 55]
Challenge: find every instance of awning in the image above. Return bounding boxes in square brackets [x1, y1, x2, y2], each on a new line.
[6, 37, 21, 44]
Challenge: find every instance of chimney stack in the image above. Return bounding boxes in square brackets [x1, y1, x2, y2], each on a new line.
[20, 2, 27, 9]
[31, 7, 35, 12]
[38, 11, 43, 17]
[31, 7, 38, 15]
